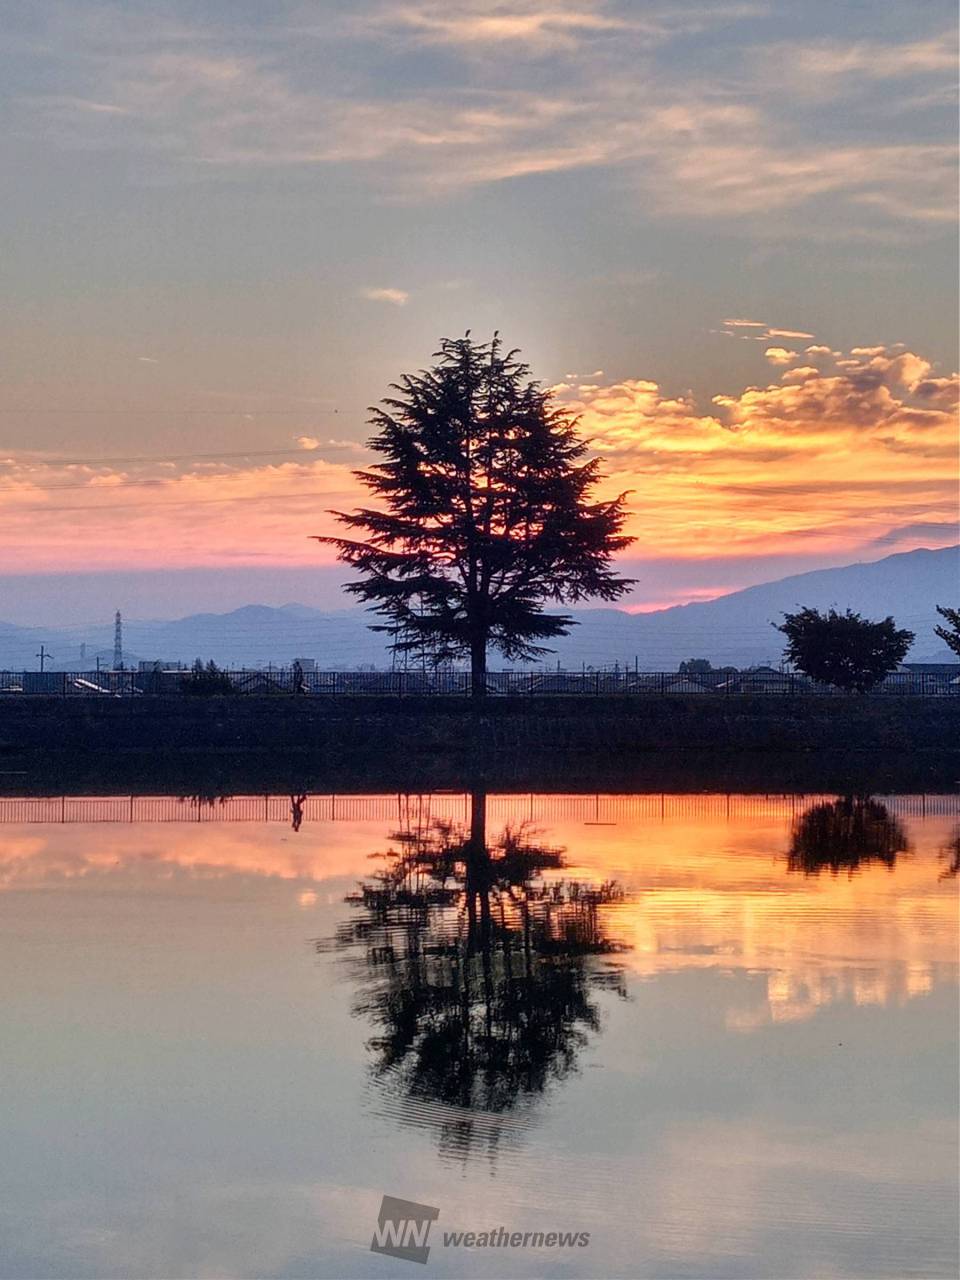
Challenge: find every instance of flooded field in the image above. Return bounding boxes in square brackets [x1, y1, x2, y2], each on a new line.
[0, 791, 956, 1278]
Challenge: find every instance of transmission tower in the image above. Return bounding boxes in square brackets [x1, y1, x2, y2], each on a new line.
[113, 611, 123, 670]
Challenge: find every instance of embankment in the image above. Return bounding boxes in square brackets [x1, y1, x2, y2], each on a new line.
[0, 695, 956, 794]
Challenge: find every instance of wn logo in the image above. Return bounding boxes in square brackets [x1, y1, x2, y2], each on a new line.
[370, 1195, 440, 1265]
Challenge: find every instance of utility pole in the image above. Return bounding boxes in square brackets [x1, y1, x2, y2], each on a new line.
[36, 645, 52, 672]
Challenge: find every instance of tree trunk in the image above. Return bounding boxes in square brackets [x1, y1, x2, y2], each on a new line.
[470, 630, 487, 699]
[465, 789, 489, 952]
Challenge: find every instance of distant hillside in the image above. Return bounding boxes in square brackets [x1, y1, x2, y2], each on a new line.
[606, 544, 959, 669]
[1, 545, 956, 671]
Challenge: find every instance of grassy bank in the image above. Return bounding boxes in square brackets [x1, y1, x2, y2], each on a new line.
[1, 694, 956, 795]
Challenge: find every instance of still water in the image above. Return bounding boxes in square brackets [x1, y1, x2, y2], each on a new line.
[0, 792, 956, 1279]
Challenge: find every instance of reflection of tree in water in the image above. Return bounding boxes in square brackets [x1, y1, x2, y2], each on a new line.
[939, 825, 959, 880]
[327, 793, 629, 1146]
[179, 791, 232, 808]
[290, 794, 307, 832]
[788, 796, 910, 876]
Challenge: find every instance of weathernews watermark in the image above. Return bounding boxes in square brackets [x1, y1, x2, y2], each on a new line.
[370, 1194, 591, 1265]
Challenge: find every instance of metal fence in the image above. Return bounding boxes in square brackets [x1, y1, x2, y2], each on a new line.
[1, 667, 956, 697]
[3, 792, 958, 826]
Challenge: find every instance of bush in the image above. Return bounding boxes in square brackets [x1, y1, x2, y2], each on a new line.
[180, 659, 235, 696]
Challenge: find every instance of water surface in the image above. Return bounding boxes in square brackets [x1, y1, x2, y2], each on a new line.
[0, 792, 956, 1279]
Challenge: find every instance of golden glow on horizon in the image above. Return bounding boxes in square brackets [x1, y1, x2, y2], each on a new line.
[0, 344, 955, 581]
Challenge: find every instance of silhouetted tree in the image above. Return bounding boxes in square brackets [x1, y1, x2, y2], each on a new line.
[934, 605, 960, 659]
[180, 658, 235, 695]
[776, 607, 913, 693]
[679, 658, 718, 674]
[325, 792, 628, 1152]
[788, 796, 909, 876]
[316, 334, 634, 696]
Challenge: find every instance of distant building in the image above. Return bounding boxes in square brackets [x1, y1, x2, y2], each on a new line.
[663, 676, 707, 694]
[717, 666, 803, 694]
[882, 663, 960, 695]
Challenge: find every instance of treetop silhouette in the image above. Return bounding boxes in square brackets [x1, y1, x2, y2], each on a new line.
[934, 605, 960, 658]
[776, 606, 913, 693]
[316, 333, 634, 695]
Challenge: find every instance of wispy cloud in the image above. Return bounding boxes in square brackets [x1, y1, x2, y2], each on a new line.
[378, 1, 632, 50]
[0, 454, 362, 572]
[361, 0, 763, 53]
[360, 286, 409, 305]
[12, 4, 956, 238]
[760, 31, 959, 92]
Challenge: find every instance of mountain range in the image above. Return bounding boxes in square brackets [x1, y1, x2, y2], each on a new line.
[2, 545, 956, 671]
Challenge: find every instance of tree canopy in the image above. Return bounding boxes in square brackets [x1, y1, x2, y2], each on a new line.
[180, 658, 235, 696]
[934, 605, 960, 658]
[775, 606, 913, 693]
[317, 333, 634, 695]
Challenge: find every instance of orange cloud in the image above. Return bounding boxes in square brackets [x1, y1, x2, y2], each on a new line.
[560, 344, 958, 560]
[1, 345, 955, 575]
[0, 456, 365, 572]
[763, 346, 798, 365]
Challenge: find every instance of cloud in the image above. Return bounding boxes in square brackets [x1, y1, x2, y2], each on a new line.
[360, 286, 409, 306]
[763, 31, 959, 92]
[0, 343, 953, 576]
[137, 355, 159, 363]
[379, 2, 632, 51]
[867, 522, 959, 550]
[766, 328, 814, 340]
[764, 347, 798, 365]
[554, 344, 958, 559]
[723, 318, 767, 328]
[0, 455, 364, 573]
[363, 1, 763, 54]
[14, 7, 956, 237]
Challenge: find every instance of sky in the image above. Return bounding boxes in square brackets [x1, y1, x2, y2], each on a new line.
[0, 0, 957, 624]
